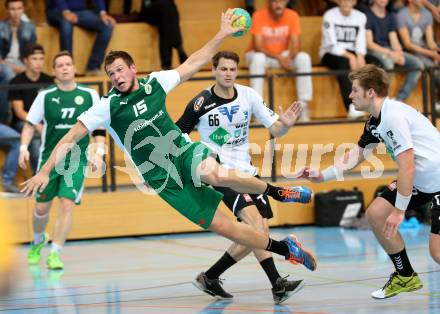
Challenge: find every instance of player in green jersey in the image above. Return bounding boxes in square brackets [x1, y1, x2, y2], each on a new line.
[21, 10, 317, 271]
[19, 51, 106, 270]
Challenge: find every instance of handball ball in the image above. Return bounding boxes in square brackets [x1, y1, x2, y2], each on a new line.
[232, 8, 252, 37]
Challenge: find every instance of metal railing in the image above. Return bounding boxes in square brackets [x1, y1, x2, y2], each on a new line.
[0, 81, 108, 192]
[1, 67, 438, 191]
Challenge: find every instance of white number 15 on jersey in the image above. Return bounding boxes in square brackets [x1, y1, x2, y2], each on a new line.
[133, 100, 148, 117]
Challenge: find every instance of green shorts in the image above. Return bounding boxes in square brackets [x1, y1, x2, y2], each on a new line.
[148, 142, 223, 229]
[35, 164, 86, 204]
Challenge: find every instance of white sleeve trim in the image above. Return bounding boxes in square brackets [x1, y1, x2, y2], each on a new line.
[77, 96, 111, 132]
[27, 88, 54, 125]
[148, 70, 181, 94]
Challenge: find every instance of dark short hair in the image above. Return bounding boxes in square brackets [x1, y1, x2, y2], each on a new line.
[22, 43, 44, 59]
[348, 64, 389, 97]
[212, 51, 240, 68]
[104, 50, 134, 71]
[52, 51, 73, 68]
[5, 0, 23, 8]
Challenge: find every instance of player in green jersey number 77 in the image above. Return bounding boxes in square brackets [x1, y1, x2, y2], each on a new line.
[19, 51, 106, 270]
[20, 10, 317, 271]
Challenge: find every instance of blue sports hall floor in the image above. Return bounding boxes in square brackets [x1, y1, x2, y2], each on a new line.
[1, 225, 439, 313]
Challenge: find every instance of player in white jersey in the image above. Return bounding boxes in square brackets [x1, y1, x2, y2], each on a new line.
[21, 11, 318, 276]
[18, 51, 106, 270]
[176, 50, 309, 304]
[299, 64, 440, 299]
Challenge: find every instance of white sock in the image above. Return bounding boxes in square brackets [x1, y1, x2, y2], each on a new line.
[51, 243, 63, 254]
[33, 232, 45, 245]
[33, 211, 48, 245]
[33, 211, 48, 219]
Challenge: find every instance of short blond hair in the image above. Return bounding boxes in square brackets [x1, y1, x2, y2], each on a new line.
[348, 64, 389, 97]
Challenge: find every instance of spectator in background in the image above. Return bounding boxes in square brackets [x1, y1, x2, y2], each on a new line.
[244, 0, 297, 15]
[0, 0, 36, 115]
[0, 118, 20, 193]
[245, 0, 257, 15]
[8, 43, 53, 173]
[423, 0, 440, 40]
[328, 0, 406, 13]
[246, 0, 313, 121]
[45, 0, 116, 76]
[366, 0, 423, 101]
[397, 0, 440, 110]
[320, 0, 379, 119]
[137, 0, 187, 70]
[363, 0, 407, 12]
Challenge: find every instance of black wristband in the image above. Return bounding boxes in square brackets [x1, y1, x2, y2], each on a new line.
[92, 129, 106, 137]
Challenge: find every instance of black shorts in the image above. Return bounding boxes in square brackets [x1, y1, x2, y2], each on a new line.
[214, 184, 273, 220]
[379, 181, 440, 234]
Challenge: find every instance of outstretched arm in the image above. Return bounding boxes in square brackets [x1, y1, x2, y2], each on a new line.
[269, 102, 302, 138]
[297, 145, 366, 183]
[21, 121, 89, 196]
[176, 9, 242, 82]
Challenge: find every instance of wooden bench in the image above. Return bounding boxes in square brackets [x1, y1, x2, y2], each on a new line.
[36, 23, 160, 75]
[2, 175, 395, 243]
[176, 16, 424, 118]
[33, 14, 424, 118]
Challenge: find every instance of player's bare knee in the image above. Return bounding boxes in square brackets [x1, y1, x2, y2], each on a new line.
[429, 235, 440, 264]
[430, 249, 440, 264]
[211, 171, 234, 187]
[228, 243, 250, 260]
[211, 222, 229, 238]
[35, 203, 50, 216]
[365, 204, 379, 221]
[202, 168, 229, 187]
[34, 207, 49, 217]
[209, 215, 230, 237]
[252, 217, 266, 234]
[60, 198, 75, 214]
[198, 157, 224, 186]
[240, 207, 263, 228]
[210, 171, 224, 186]
[261, 224, 269, 236]
[366, 199, 389, 225]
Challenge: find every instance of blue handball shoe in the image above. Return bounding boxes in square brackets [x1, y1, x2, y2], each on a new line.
[277, 186, 312, 203]
[282, 234, 317, 271]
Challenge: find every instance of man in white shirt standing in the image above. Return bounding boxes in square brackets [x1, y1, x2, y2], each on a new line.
[299, 64, 440, 299]
[320, 0, 380, 119]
